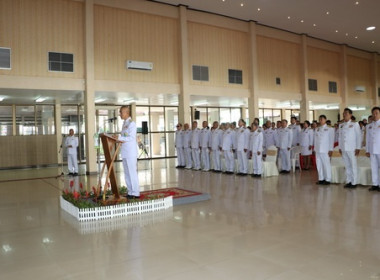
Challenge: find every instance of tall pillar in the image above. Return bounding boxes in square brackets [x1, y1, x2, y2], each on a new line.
[339, 45, 349, 119]
[372, 53, 379, 106]
[12, 105, 16, 136]
[130, 102, 136, 122]
[300, 35, 310, 122]
[84, 0, 97, 174]
[55, 103, 62, 164]
[248, 21, 259, 124]
[178, 5, 191, 125]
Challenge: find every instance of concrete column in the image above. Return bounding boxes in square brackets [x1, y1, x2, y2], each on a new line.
[12, 105, 16, 136]
[372, 53, 379, 106]
[55, 103, 62, 164]
[178, 5, 191, 125]
[84, 0, 97, 174]
[241, 105, 247, 122]
[300, 35, 310, 122]
[339, 45, 349, 120]
[130, 102, 136, 122]
[248, 21, 259, 124]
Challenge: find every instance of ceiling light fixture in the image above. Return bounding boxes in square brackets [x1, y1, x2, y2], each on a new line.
[366, 26, 376, 31]
[355, 36, 358, 39]
[35, 97, 47, 103]
[300, 20, 304, 23]
[257, 8, 261, 11]
[287, 16, 291, 19]
[355, 1, 359, 5]
[94, 98, 106, 103]
[335, 30, 338, 33]
[346, 33, 349, 36]
[0, 97, 4, 102]
[326, 11, 330, 15]
[372, 41, 375, 44]
[240, 3, 244, 7]
[313, 24, 317, 27]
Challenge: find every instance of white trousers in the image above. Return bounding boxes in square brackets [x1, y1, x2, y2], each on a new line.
[67, 153, 78, 173]
[237, 150, 248, 173]
[370, 153, 380, 186]
[122, 157, 140, 196]
[279, 148, 291, 171]
[212, 149, 221, 171]
[192, 148, 201, 169]
[176, 147, 185, 166]
[316, 152, 332, 182]
[201, 147, 210, 170]
[224, 150, 234, 172]
[342, 150, 358, 185]
[252, 153, 263, 175]
[184, 147, 192, 168]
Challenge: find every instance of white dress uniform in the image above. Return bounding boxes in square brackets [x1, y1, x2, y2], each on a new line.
[366, 119, 380, 187]
[250, 129, 263, 175]
[211, 128, 222, 171]
[191, 128, 201, 170]
[289, 123, 301, 147]
[235, 126, 250, 174]
[65, 135, 78, 173]
[175, 129, 185, 167]
[300, 128, 314, 156]
[119, 117, 140, 196]
[338, 120, 361, 185]
[314, 124, 334, 182]
[200, 128, 211, 171]
[183, 129, 192, 169]
[263, 128, 276, 154]
[222, 128, 234, 172]
[277, 127, 293, 172]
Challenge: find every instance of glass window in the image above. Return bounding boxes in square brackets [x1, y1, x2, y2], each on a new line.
[16, 106, 35, 135]
[0, 106, 13, 136]
[309, 110, 314, 122]
[137, 133, 150, 159]
[36, 105, 55, 135]
[165, 132, 176, 157]
[136, 106, 149, 134]
[165, 107, 178, 131]
[96, 107, 118, 134]
[258, 109, 264, 126]
[150, 107, 165, 132]
[220, 108, 231, 123]
[208, 107, 220, 125]
[151, 132, 165, 158]
[231, 108, 241, 123]
[284, 110, 291, 122]
[263, 109, 272, 123]
[273, 109, 282, 123]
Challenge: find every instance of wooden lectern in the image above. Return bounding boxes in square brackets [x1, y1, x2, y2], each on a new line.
[98, 133, 124, 200]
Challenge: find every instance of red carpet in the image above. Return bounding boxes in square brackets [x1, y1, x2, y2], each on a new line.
[139, 188, 210, 205]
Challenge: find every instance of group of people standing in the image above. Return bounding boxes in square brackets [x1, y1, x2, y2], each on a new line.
[174, 106, 380, 192]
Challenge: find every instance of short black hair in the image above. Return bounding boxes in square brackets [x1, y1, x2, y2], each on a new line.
[343, 107, 353, 115]
[371, 106, 380, 113]
[304, 120, 311, 126]
[291, 116, 297, 121]
[319, 115, 327, 120]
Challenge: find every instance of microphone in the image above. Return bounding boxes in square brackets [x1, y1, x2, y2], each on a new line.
[106, 117, 118, 122]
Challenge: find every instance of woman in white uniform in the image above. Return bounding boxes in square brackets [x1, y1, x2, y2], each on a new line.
[300, 121, 314, 170]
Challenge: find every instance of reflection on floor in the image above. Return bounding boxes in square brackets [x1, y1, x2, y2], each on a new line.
[0, 159, 379, 280]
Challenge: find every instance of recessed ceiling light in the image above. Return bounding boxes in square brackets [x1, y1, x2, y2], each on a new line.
[326, 11, 330, 15]
[0, 97, 4, 102]
[35, 97, 47, 103]
[335, 30, 338, 33]
[345, 33, 349, 36]
[287, 16, 291, 19]
[257, 8, 261, 11]
[366, 26, 376, 31]
[355, 1, 359, 5]
[355, 36, 358, 39]
[300, 20, 304, 23]
[240, 3, 244, 6]
[372, 41, 375, 44]
[313, 24, 317, 27]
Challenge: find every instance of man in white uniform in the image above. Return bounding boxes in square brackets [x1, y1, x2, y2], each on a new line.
[289, 116, 301, 168]
[249, 123, 263, 177]
[277, 119, 293, 173]
[183, 123, 192, 169]
[366, 107, 380, 192]
[175, 123, 185, 168]
[119, 106, 140, 198]
[339, 108, 361, 188]
[65, 128, 78, 176]
[235, 119, 250, 175]
[263, 120, 276, 155]
[300, 121, 314, 170]
[190, 121, 201, 170]
[314, 115, 335, 185]
[200, 121, 211, 171]
[222, 123, 234, 174]
[210, 121, 222, 173]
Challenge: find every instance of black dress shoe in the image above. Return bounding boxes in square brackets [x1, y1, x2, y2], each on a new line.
[369, 186, 380, 192]
[68, 172, 73, 176]
[316, 180, 325, 185]
[127, 195, 140, 199]
[73, 172, 78, 176]
[323, 181, 331, 185]
[241, 173, 247, 176]
[344, 183, 352, 188]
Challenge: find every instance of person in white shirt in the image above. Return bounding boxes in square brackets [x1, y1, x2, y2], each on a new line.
[210, 121, 222, 173]
[277, 119, 293, 173]
[190, 121, 201, 170]
[65, 129, 79, 176]
[222, 123, 235, 174]
[339, 108, 361, 188]
[183, 123, 193, 169]
[263, 120, 276, 156]
[249, 123, 263, 177]
[119, 106, 140, 198]
[366, 107, 380, 192]
[314, 115, 335, 185]
[200, 121, 211, 171]
[300, 121, 314, 170]
[235, 119, 250, 175]
[289, 116, 301, 168]
[175, 123, 185, 168]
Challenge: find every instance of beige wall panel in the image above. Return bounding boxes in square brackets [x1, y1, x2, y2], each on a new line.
[306, 37, 340, 52]
[256, 25, 300, 44]
[0, 135, 57, 168]
[0, 0, 84, 78]
[188, 22, 250, 89]
[94, 5, 179, 84]
[347, 55, 372, 99]
[307, 47, 341, 96]
[257, 36, 301, 93]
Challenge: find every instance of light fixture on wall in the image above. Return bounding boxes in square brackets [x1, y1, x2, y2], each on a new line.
[354, 85, 366, 93]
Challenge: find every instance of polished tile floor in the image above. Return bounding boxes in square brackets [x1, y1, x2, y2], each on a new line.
[0, 159, 379, 280]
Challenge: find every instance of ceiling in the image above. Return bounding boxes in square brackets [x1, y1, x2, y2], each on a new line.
[153, 0, 380, 54]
